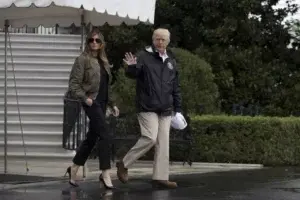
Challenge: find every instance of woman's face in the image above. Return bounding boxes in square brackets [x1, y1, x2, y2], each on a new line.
[88, 34, 102, 51]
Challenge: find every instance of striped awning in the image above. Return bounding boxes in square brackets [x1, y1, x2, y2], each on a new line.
[0, 0, 157, 27]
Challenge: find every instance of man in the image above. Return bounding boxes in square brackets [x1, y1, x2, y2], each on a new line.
[116, 28, 182, 189]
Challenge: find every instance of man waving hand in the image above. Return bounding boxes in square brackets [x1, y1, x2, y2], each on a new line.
[116, 28, 182, 189]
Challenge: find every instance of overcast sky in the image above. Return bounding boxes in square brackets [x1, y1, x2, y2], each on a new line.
[275, 0, 300, 21]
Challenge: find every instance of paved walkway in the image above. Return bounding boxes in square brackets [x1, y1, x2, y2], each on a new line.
[2, 167, 300, 200]
[0, 160, 263, 178]
[0, 160, 263, 190]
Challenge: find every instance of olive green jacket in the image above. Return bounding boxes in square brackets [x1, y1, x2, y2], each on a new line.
[65, 52, 116, 108]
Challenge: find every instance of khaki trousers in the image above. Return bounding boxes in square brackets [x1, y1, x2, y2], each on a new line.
[122, 112, 171, 180]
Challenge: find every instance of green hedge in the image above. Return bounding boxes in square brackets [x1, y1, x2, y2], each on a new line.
[191, 115, 300, 166]
[102, 114, 300, 166]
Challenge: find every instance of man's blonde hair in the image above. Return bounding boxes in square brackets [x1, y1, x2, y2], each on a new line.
[152, 28, 171, 42]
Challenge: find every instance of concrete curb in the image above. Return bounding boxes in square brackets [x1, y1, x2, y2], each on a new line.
[141, 161, 264, 168]
[171, 162, 264, 169]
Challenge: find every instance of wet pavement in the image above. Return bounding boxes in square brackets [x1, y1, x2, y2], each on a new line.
[0, 174, 61, 184]
[1, 167, 300, 199]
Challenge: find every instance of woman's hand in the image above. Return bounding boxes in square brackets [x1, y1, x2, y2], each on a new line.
[112, 106, 120, 117]
[85, 98, 93, 106]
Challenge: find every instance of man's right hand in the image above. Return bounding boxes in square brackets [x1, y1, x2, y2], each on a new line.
[85, 98, 93, 106]
[123, 52, 137, 65]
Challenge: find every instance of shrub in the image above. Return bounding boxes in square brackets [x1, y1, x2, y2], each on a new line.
[91, 114, 300, 166]
[191, 115, 300, 166]
[171, 48, 220, 114]
[111, 68, 136, 113]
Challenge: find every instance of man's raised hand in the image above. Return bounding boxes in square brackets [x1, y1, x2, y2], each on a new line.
[123, 52, 137, 66]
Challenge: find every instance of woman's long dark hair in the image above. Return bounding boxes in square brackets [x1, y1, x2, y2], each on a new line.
[84, 28, 110, 66]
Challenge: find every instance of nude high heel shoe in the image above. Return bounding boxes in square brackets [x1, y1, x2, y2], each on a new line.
[99, 170, 115, 189]
[64, 164, 79, 187]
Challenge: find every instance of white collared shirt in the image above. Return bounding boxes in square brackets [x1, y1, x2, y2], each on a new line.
[159, 50, 168, 62]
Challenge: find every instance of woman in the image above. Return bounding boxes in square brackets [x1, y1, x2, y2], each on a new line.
[64, 28, 119, 189]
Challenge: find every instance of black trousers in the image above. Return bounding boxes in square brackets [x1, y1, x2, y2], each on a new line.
[72, 101, 111, 170]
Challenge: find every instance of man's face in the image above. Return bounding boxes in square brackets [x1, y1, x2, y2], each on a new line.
[88, 34, 102, 51]
[153, 34, 169, 53]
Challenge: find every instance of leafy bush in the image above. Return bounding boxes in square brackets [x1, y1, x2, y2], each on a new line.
[191, 115, 300, 166]
[91, 114, 300, 166]
[172, 48, 220, 114]
[111, 68, 136, 113]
